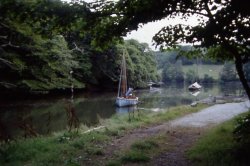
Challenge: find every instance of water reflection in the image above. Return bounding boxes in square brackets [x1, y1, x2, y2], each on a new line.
[0, 83, 245, 141]
[190, 90, 201, 97]
[116, 106, 140, 121]
[17, 116, 38, 138]
[218, 83, 245, 97]
[0, 118, 11, 142]
[64, 99, 79, 131]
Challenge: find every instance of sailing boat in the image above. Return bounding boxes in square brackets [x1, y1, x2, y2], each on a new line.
[116, 50, 139, 107]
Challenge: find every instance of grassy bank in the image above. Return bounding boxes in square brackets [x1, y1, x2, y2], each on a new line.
[188, 112, 250, 166]
[0, 104, 207, 166]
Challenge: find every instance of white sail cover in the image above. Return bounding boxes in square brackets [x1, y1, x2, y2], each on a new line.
[188, 82, 202, 90]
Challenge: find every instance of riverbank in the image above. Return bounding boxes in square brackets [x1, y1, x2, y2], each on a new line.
[0, 104, 207, 166]
[1, 101, 249, 166]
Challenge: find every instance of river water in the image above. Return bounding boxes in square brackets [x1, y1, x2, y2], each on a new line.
[0, 83, 245, 141]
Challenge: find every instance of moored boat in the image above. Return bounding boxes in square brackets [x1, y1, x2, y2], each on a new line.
[188, 82, 202, 91]
[116, 50, 138, 107]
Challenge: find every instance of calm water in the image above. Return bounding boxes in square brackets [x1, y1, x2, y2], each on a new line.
[0, 83, 245, 141]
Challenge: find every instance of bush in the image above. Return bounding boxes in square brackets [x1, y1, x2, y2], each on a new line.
[162, 62, 184, 83]
[185, 69, 198, 84]
[202, 74, 214, 83]
[233, 112, 250, 145]
[220, 62, 238, 82]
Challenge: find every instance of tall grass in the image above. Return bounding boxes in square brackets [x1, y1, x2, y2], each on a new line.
[188, 112, 250, 166]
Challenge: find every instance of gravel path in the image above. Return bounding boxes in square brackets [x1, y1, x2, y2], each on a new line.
[170, 101, 250, 127]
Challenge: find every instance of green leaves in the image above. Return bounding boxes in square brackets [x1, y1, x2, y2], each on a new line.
[121, 40, 159, 88]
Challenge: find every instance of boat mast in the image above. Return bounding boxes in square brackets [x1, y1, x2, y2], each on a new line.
[121, 50, 127, 96]
[117, 50, 128, 97]
[117, 61, 122, 97]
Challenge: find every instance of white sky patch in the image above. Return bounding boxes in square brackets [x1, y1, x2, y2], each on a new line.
[124, 15, 201, 50]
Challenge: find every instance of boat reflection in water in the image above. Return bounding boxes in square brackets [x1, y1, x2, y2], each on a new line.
[190, 90, 201, 97]
[116, 105, 140, 121]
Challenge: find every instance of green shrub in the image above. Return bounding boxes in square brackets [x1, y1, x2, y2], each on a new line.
[233, 112, 250, 145]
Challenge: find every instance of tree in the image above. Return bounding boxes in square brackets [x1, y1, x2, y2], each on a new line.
[119, 39, 159, 88]
[162, 61, 184, 83]
[220, 62, 238, 82]
[243, 62, 250, 81]
[90, 0, 250, 99]
[0, 0, 92, 91]
[202, 74, 214, 83]
[185, 70, 197, 84]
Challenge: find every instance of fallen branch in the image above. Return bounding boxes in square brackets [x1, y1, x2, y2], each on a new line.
[71, 42, 84, 54]
[1, 42, 20, 48]
[83, 126, 106, 134]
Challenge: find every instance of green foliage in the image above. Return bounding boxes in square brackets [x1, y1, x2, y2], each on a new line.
[131, 140, 159, 151]
[188, 120, 236, 166]
[233, 112, 250, 146]
[1, 0, 152, 92]
[117, 39, 159, 88]
[188, 113, 250, 166]
[162, 61, 184, 83]
[0, 0, 91, 91]
[202, 74, 215, 83]
[114, 138, 160, 164]
[155, 50, 178, 69]
[156, 48, 222, 83]
[121, 151, 150, 163]
[219, 62, 238, 82]
[1, 34, 85, 90]
[185, 70, 198, 84]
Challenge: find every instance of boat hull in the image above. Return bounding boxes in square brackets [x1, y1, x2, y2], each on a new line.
[116, 97, 139, 107]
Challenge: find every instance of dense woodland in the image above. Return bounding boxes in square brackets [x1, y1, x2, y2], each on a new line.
[0, 0, 159, 94]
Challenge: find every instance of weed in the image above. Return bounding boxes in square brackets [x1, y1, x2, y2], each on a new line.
[121, 151, 150, 163]
[106, 160, 122, 166]
[131, 140, 159, 151]
[85, 146, 104, 155]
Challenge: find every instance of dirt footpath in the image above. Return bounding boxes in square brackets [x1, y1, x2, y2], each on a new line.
[94, 101, 250, 166]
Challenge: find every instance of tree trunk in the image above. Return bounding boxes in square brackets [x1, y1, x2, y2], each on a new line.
[235, 56, 250, 100]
